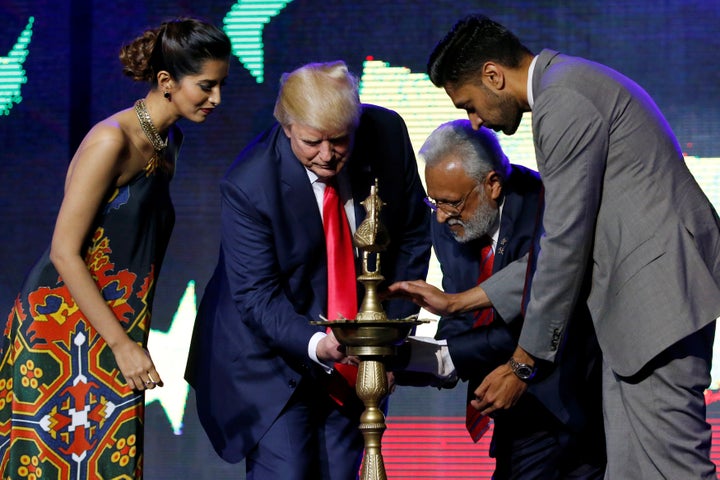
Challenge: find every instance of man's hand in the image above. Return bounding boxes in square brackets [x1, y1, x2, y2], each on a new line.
[386, 280, 491, 316]
[387, 371, 397, 394]
[316, 329, 347, 363]
[386, 280, 453, 316]
[471, 363, 528, 415]
[471, 346, 534, 415]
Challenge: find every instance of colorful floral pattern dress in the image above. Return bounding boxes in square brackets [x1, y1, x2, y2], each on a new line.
[0, 158, 175, 479]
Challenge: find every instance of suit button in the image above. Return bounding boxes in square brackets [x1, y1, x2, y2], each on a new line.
[289, 379, 297, 388]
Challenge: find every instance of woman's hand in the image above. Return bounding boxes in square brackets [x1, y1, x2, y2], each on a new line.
[111, 338, 163, 390]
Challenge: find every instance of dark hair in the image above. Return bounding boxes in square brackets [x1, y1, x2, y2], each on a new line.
[120, 18, 231, 85]
[427, 14, 533, 87]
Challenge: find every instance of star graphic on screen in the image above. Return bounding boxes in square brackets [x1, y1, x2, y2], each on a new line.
[0, 16, 33, 115]
[145, 280, 197, 435]
[223, 0, 294, 83]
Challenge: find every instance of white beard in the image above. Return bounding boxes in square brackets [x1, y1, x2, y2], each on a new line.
[447, 198, 499, 243]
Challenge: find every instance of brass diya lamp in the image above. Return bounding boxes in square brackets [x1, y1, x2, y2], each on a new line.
[313, 179, 425, 480]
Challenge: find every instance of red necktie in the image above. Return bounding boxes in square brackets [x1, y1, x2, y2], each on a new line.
[472, 243, 495, 328]
[467, 241, 495, 442]
[323, 179, 358, 404]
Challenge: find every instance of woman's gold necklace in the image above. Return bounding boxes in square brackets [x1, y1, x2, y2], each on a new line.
[134, 99, 168, 173]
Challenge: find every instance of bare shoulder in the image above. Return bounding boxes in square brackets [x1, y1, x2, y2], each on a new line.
[86, 109, 134, 150]
[74, 111, 132, 157]
[68, 108, 136, 181]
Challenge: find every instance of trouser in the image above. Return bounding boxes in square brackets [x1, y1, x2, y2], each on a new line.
[603, 322, 716, 479]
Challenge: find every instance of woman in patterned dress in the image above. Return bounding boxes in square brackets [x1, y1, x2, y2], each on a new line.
[0, 18, 230, 479]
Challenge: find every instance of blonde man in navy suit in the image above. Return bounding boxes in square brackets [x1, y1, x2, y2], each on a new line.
[425, 14, 720, 478]
[186, 61, 431, 479]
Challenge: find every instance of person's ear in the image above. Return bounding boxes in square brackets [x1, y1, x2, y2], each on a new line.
[157, 70, 174, 97]
[486, 171, 503, 202]
[482, 62, 505, 91]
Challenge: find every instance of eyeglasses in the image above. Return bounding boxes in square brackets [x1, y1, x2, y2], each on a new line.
[424, 184, 479, 215]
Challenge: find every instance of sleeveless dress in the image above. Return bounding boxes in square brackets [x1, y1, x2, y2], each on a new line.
[0, 151, 175, 479]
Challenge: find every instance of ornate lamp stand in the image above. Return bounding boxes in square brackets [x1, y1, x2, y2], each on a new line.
[314, 180, 425, 480]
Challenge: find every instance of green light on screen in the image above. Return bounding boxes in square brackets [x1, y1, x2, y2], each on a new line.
[223, 0, 294, 84]
[0, 16, 34, 116]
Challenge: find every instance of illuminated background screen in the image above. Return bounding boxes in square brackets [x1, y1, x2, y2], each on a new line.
[1, 1, 719, 478]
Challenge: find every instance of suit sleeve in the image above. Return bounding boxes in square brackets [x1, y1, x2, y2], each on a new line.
[432, 225, 518, 376]
[482, 253, 529, 323]
[441, 254, 529, 378]
[446, 321, 517, 380]
[520, 87, 607, 362]
[219, 175, 319, 364]
[438, 266, 519, 379]
[383, 115, 432, 319]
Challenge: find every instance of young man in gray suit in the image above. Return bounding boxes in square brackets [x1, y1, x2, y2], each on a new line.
[425, 13, 720, 478]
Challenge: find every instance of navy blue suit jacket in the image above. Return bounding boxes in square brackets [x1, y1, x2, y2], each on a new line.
[186, 105, 431, 463]
[434, 165, 602, 434]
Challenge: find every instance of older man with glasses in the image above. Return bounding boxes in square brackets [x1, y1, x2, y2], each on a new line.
[389, 119, 606, 479]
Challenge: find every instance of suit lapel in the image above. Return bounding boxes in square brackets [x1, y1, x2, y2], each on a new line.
[494, 223, 512, 273]
[494, 193, 516, 273]
[532, 49, 562, 98]
[278, 133, 323, 236]
[276, 131, 328, 308]
[347, 150, 374, 229]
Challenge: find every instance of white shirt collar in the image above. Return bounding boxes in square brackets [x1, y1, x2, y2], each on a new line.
[305, 167, 356, 233]
[527, 55, 539, 109]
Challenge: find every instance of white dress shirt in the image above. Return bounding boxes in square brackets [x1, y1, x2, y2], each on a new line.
[305, 167, 356, 370]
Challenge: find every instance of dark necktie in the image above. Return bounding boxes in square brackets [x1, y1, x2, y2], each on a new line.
[472, 243, 495, 328]
[323, 179, 358, 404]
[466, 240, 495, 442]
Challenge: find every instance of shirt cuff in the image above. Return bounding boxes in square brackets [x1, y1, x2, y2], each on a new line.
[407, 336, 456, 379]
[308, 331, 334, 373]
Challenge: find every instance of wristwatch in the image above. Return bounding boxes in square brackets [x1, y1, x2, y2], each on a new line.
[508, 357, 537, 381]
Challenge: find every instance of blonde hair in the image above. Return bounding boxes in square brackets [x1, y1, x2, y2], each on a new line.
[273, 61, 361, 132]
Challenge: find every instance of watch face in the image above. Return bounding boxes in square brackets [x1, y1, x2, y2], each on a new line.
[510, 358, 536, 380]
[516, 365, 533, 379]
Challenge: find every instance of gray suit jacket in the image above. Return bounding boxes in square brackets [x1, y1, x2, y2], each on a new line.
[520, 49, 720, 377]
